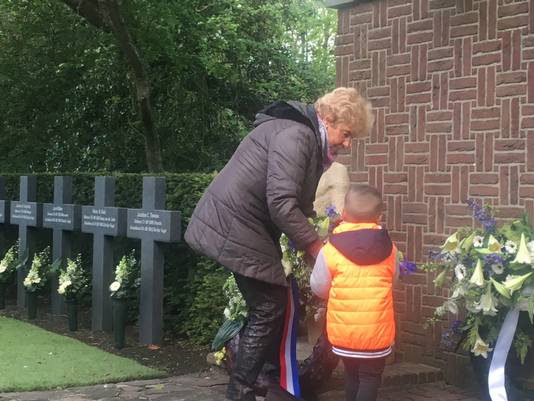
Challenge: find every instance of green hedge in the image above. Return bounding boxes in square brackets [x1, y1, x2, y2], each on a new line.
[1, 172, 228, 344]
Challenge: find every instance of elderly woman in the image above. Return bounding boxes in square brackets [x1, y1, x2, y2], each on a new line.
[185, 87, 374, 401]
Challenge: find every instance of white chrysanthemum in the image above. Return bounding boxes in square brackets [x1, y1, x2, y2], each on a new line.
[454, 264, 467, 281]
[491, 265, 504, 274]
[109, 281, 121, 292]
[505, 240, 517, 254]
[473, 236, 484, 248]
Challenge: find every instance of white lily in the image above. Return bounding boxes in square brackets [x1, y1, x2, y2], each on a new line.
[460, 232, 475, 251]
[502, 272, 533, 295]
[472, 335, 493, 358]
[433, 269, 449, 287]
[487, 235, 502, 253]
[469, 259, 485, 287]
[512, 233, 532, 264]
[442, 232, 459, 252]
[476, 285, 498, 316]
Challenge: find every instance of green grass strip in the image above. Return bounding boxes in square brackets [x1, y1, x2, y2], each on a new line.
[0, 316, 164, 392]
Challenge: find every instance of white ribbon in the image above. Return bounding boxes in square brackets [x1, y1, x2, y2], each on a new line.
[488, 307, 520, 401]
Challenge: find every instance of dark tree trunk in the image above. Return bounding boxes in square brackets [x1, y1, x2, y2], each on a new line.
[61, 0, 164, 172]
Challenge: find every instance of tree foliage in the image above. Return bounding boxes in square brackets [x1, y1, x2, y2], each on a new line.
[0, 0, 335, 173]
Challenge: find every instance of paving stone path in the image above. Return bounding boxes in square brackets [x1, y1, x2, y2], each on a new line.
[0, 368, 484, 401]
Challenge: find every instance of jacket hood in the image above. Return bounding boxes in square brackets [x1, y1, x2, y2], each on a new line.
[254, 100, 320, 135]
[329, 228, 393, 266]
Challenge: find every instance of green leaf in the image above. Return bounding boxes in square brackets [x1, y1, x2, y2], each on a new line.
[49, 257, 62, 274]
[211, 319, 243, 351]
[528, 294, 534, 324]
[491, 278, 511, 299]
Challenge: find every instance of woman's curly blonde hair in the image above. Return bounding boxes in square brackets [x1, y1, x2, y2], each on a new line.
[315, 87, 374, 139]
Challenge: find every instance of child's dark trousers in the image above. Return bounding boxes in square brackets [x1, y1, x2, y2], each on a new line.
[341, 356, 386, 401]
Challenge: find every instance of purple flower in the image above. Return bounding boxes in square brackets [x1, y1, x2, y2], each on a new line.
[467, 199, 496, 233]
[325, 205, 338, 219]
[484, 253, 504, 266]
[440, 330, 454, 348]
[287, 239, 297, 252]
[428, 250, 443, 261]
[484, 253, 505, 276]
[451, 319, 463, 335]
[399, 259, 417, 275]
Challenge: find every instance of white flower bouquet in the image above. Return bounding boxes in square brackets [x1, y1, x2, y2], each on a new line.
[109, 251, 140, 300]
[0, 245, 19, 285]
[23, 247, 50, 293]
[424, 200, 534, 362]
[57, 255, 89, 301]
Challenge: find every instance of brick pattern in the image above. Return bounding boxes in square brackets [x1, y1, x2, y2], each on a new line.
[335, 0, 534, 380]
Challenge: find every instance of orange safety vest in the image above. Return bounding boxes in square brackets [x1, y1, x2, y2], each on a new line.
[323, 222, 396, 353]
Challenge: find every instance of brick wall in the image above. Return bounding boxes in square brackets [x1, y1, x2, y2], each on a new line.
[334, 0, 534, 384]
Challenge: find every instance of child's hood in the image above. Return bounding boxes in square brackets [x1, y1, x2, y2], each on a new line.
[329, 227, 393, 265]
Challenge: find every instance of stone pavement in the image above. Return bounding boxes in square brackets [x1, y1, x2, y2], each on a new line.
[0, 368, 484, 401]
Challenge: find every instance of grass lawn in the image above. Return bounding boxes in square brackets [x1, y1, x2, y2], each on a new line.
[0, 316, 164, 392]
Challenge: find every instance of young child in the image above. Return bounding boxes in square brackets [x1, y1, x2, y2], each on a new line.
[310, 184, 397, 401]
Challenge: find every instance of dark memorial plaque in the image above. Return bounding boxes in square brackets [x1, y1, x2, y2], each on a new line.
[127, 177, 180, 345]
[81, 177, 126, 332]
[11, 176, 42, 306]
[42, 176, 81, 314]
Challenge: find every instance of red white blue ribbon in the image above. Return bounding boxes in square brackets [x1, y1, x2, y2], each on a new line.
[279, 276, 301, 398]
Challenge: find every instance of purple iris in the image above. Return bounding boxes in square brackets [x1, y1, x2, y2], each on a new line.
[451, 319, 463, 335]
[325, 205, 338, 219]
[467, 199, 496, 233]
[399, 259, 417, 275]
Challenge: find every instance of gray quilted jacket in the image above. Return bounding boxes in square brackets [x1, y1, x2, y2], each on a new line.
[184, 101, 324, 286]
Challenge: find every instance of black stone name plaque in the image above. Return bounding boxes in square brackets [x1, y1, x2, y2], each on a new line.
[43, 204, 80, 231]
[81, 206, 126, 237]
[10, 201, 42, 226]
[127, 210, 180, 243]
